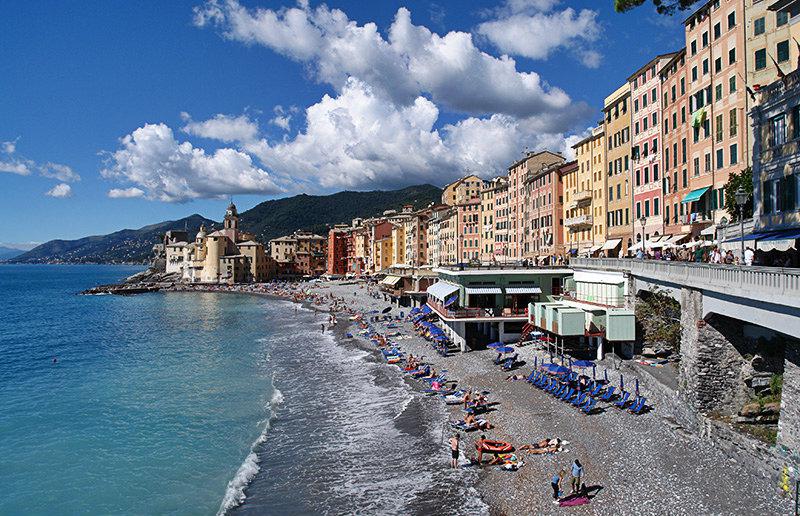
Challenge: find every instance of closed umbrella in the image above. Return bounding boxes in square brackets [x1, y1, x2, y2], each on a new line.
[620, 374, 625, 391]
[635, 378, 640, 397]
[487, 342, 504, 348]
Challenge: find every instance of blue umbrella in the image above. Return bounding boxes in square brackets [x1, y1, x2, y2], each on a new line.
[487, 341, 504, 348]
[573, 360, 595, 368]
[635, 378, 640, 396]
[546, 364, 569, 374]
[496, 346, 515, 353]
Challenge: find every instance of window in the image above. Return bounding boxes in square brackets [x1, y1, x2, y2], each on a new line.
[692, 66, 698, 82]
[617, 184, 621, 199]
[704, 153, 711, 173]
[680, 77, 685, 96]
[729, 75, 736, 93]
[703, 59, 709, 75]
[665, 204, 670, 224]
[793, 106, 800, 140]
[755, 49, 767, 70]
[654, 198, 660, 216]
[772, 114, 787, 146]
[702, 32, 708, 48]
[690, 40, 697, 56]
[665, 147, 670, 170]
[715, 57, 722, 73]
[681, 138, 687, 164]
[671, 85, 676, 102]
[693, 157, 700, 176]
[672, 112, 677, 130]
[643, 94, 648, 108]
[644, 166, 650, 184]
[636, 169, 641, 186]
[714, 22, 721, 39]
[634, 99, 639, 112]
[777, 11, 789, 27]
[654, 163, 659, 181]
[644, 200, 650, 217]
[729, 47, 736, 64]
[729, 143, 738, 165]
[682, 168, 688, 188]
[715, 84, 722, 101]
[716, 148, 723, 169]
[608, 187, 613, 200]
[652, 112, 657, 126]
[635, 121, 640, 134]
[727, 11, 736, 29]
[716, 114, 723, 142]
[778, 40, 790, 63]
[754, 17, 765, 36]
[681, 106, 686, 123]
[730, 108, 738, 137]
[651, 88, 657, 102]
[643, 117, 649, 130]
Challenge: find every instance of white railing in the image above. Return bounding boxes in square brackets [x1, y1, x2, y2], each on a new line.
[565, 214, 593, 228]
[571, 258, 800, 309]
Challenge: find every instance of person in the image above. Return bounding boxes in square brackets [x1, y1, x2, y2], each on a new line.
[635, 248, 644, 260]
[745, 246, 754, 266]
[449, 433, 460, 468]
[475, 435, 488, 464]
[551, 469, 565, 502]
[320, 324, 325, 333]
[463, 390, 472, 409]
[571, 459, 583, 493]
[724, 250, 735, 264]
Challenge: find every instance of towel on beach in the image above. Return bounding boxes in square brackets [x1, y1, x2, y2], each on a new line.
[559, 495, 590, 507]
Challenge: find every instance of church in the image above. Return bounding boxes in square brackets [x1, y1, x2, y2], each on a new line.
[165, 202, 275, 283]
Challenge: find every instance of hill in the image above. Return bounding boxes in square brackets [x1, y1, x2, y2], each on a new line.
[237, 184, 442, 242]
[10, 214, 217, 264]
[9, 184, 443, 264]
[0, 246, 26, 261]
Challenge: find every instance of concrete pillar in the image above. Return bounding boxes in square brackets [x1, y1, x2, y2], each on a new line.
[596, 337, 604, 361]
[498, 322, 506, 343]
[779, 342, 800, 451]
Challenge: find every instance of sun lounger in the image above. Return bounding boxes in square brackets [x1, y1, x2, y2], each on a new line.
[629, 396, 648, 414]
[598, 386, 615, 401]
[581, 397, 597, 414]
[571, 391, 588, 407]
[588, 383, 603, 397]
[526, 370, 537, 383]
[559, 387, 574, 401]
[614, 390, 631, 408]
[553, 384, 567, 397]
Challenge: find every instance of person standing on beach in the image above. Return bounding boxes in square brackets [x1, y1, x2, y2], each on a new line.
[449, 433, 460, 468]
[551, 469, 565, 502]
[570, 459, 583, 493]
[320, 324, 325, 333]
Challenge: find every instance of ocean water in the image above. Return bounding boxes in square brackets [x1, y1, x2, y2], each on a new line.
[0, 265, 485, 515]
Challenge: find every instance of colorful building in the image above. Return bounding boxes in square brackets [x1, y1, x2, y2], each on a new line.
[566, 127, 605, 255]
[603, 83, 633, 255]
[523, 159, 567, 261]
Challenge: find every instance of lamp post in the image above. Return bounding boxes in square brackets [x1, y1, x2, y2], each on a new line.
[639, 216, 647, 257]
[735, 187, 748, 265]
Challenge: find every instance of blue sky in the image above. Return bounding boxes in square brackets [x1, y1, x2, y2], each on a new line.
[0, 0, 686, 245]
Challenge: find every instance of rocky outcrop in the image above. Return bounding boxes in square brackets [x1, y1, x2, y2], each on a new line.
[80, 269, 182, 295]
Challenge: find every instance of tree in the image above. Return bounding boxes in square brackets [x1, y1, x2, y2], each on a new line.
[635, 287, 681, 352]
[614, 0, 702, 14]
[723, 167, 753, 222]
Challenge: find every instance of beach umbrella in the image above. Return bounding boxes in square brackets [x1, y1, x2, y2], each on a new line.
[620, 374, 625, 391]
[382, 306, 392, 314]
[573, 360, 595, 368]
[487, 341, 504, 348]
[496, 346, 515, 353]
[547, 364, 569, 375]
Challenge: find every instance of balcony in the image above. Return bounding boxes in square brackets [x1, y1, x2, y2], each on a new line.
[565, 214, 593, 229]
[569, 190, 592, 209]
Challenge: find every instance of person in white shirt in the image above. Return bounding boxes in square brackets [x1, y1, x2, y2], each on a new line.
[744, 247, 754, 266]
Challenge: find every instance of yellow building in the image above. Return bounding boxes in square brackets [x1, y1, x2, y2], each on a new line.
[603, 83, 633, 256]
[441, 174, 483, 206]
[565, 127, 606, 255]
[391, 223, 406, 265]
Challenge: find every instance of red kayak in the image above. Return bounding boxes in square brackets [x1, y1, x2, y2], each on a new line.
[476, 440, 513, 454]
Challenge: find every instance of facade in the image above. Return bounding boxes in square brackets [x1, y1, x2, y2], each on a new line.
[457, 198, 482, 263]
[370, 221, 394, 272]
[523, 159, 566, 261]
[327, 225, 349, 276]
[492, 177, 511, 262]
[441, 175, 483, 206]
[603, 83, 633, 255]
[480, 177, 503, 262]
[682, 0, 749, 236]
[507, 151, 565, 260]
[660, 48, 693, 242]
[566, 128, 605, 255]
[747, 0, 798, 91]
[183, 203, 273, 283]
[630, 52, 678, 247]
[401, 209, 429, 266]
[750, 69, 800, 238]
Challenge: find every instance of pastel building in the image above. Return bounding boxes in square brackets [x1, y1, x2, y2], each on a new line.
[523, 159, 567, 261]
[603, 83, 633, 256]
[565, 127, 605, 255]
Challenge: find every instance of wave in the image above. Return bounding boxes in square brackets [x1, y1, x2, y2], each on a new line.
[216, 378, 284, 515]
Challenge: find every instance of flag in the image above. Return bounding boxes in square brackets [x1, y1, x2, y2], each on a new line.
[745, 85, 756, 103]
[770, 54, 788, 85]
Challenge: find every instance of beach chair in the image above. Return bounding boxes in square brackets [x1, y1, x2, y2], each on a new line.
[560, 387, 575, 401]
[581, 397, 598, 415]
[551, 383, 564, 396]
[525, 370, 537, 383]
[588, 383, 603, 397]
[629, 396, 648, 414]
[598, 386, 616, 401]
[547, 381, 560, 393]
[571, 391, 588, 407]
[614, 391, 631, 408]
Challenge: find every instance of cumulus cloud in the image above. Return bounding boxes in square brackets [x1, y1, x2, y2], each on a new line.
[182, 113, 259, 143]
[193, 1, 585, 125]
[476, 8, 602, 66]
[269, 105, 295, 131]
[0, 139, 80, 181]
[45, 183, 73, 198]
[40, 162, 81, 182]
[237, 78, 575, 190]
[101, 123, 283, 202]
[108, 187, 145, 198]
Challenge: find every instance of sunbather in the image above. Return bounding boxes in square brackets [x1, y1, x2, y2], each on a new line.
[505, 373, 526, 381]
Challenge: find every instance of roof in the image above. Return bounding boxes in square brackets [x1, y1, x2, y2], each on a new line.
[659, 47, 687, 76]
[626, 52, 680, 82]
[206, 230, 227, 237]
[507, 150, 564, 171]
[571, 129, 604, 150]
[237, 240, 261, 246]
[270, 236, 297, 243]
[602, 83, 631, 111]
[166, 242, 187, 248]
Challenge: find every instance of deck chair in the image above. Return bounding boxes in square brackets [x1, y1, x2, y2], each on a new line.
[599, 386, 616, 401]
[560, 387, 575, 401]
[571, 391, 588, 407]
[629, 396, 648, 414]
[614, 390, 631, 408]
[588, 383, 603, 397]
[581, 397, 598, 414]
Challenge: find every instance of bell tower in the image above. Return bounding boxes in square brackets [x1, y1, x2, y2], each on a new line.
[223, 201, 239, 231]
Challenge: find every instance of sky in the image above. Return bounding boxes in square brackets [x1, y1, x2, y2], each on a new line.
[0, 0, 688, 245]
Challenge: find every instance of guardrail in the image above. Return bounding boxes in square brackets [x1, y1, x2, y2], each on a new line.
[570, 257, 800, 308]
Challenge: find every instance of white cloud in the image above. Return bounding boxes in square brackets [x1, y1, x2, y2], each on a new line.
[0, 159, 32, 175]
[107, 187, 145, 199]
[2, 140, 17, 154]
[182, 113, 259, 143]
[243, 78, 575, 190]
[476, 8, 602, 66]
[45, 183, 73, 198]
[101, 123, 283, 202]
[40, 162, 81, 182]
[269, 105, 294, 131]
[194, 1, 586, 124]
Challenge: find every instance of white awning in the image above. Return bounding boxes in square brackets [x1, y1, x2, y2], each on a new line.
[758, 239, 796, 252]
[601, 238, 622, 251]
[505, 286, 542, 294]
[588, 244, 603, 254]
[700, 225, 717, 236]
[426, 281, 460, 301]
[465, 287, 502, 295]
[381, 275, 402, 286]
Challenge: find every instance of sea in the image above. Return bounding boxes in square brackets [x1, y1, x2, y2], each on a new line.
[0, 265, 486, 516]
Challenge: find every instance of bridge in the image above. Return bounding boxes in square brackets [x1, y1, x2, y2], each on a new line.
[570, 257, 800, 454]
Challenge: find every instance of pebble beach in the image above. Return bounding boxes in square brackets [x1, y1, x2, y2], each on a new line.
[170, 279, 791, 515]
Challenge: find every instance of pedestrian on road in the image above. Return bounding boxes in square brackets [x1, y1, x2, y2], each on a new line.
[571, 459, 583, 493]
[449, 433, 460, 468]
[551, 469, 565, 502]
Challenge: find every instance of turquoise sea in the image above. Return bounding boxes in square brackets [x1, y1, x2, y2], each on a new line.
[0, 265, 484, 515]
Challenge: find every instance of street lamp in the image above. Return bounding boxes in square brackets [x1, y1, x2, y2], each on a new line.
[735, 187, 748, 265]
[639, 216, 647, 256]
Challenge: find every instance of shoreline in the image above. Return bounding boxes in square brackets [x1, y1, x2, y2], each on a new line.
[146, 281, 788, 515]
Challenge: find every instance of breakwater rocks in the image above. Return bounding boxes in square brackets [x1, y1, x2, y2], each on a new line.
[80, 269, 181, 295]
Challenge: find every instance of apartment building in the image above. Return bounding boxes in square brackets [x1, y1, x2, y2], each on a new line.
[523, 160, 567, 261]
[565, 127, 605, 255]
[441, 175, 483, 206]
[480, 177, 506, 262]
[746, 0, 798, 90]
[457, 198, 482, 263]
[492, 177, 511, 262]
[603, 83, 633, 255]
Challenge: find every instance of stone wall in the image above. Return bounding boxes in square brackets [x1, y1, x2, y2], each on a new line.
[779, 342, 800, 453]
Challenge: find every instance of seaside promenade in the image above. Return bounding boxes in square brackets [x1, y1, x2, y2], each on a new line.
[231, 278, 793, 515]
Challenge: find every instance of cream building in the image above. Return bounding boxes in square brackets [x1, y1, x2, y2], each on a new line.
[565, 127, 606, 255]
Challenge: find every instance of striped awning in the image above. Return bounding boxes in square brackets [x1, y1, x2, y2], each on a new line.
[505, 286, 542, 294]
[465, 287, 502, 294]
[380, 275, 402, 286]
[426, 281, 460, 302]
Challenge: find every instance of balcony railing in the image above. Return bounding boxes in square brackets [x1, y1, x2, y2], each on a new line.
[428, 301, 529, 319]
[569, 190, 592, 209]
[565, 214, 593, 229]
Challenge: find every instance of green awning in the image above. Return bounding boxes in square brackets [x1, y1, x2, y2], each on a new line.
[681, 186, 710, 204]
[691, 108, 707, 128]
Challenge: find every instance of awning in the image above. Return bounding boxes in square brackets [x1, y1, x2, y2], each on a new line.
[425, 281, 460, 302]
[505, 286, 542, 294]
[588, 244, 603, 254]
[760, 228, 800, 241]
[380, 275, 402, 286]
[601, 239, 622, 251]
[700, 225, 717, 236]
[465, 287, 502, 295]
[682, 186, 710, 204]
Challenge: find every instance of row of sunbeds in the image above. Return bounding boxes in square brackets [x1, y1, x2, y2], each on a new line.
[526, 370, 648, 415]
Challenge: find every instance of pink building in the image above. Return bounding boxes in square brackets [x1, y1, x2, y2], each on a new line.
[456, 198, 481, 263]
[629, 52, 679, 247]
